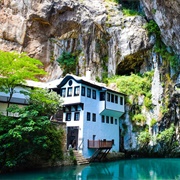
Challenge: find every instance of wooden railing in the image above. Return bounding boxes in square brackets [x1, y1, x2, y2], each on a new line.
[88, 140, 113, 149]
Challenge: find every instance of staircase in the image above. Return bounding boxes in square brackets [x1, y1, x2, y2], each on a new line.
[73, 150, 89, 165]
[89, 148, 111, 162]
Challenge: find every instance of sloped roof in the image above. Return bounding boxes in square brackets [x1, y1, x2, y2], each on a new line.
[25, 78, 63, 89]
[57, 74, 126, 96]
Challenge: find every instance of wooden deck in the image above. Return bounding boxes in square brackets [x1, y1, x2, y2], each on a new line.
[88, 140, 113, 149]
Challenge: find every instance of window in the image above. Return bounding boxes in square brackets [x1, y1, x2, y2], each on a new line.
[100, 92, 105, 101]
[92, 90, 96, 99]
[115, 95, 118, 104]
[67, 87, 73, 97]
[81, 86, 85, 96]
[115, 119, 117, 125]
[87, 112, 91, 121]
[74, 112, 80, 121]
[106, 116, 109, 123]
[101, 115, 105, 123]
[120, 97, 123, 105]
[111, 94, 114, 103]
[61, 88, 66, 97]
[68, 80, 73, 86]
[92, 113, 96, 122]
[87, 88, 91, 98]
[74, 86, 80, 96]
[66, 113, 71, 121]
[107, 93, 110, 102]
[110, 117, 113, 124]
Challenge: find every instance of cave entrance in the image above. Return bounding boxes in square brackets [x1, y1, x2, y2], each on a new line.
[116, 51, 149, 76]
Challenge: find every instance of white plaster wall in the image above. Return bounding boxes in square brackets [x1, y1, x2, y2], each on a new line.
[61, 79, 81, 105]
[61, 78, 124, 158]
[106, 94, 125, 113]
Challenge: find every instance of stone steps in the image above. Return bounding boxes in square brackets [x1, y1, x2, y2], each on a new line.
[73, 150, 89, 165]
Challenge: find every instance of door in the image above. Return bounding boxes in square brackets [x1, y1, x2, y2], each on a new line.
[67, 127, 79, 150]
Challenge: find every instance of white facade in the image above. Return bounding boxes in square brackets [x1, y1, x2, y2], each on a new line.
[57, 74, 125, 158]
[0, 75, 126, 159]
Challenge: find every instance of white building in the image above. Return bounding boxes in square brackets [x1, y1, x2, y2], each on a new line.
[54, 74, 126, 159]
[0, 74, 126, 160]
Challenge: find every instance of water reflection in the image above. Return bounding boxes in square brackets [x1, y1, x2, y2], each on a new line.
[0, 158, 180, 180]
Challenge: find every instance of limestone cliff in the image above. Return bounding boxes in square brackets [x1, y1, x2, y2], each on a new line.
[140, 0, 180, 56]
[0, 0, 151, 80]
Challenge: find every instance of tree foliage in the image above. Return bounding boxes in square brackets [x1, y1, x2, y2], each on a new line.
[0, 51, 46, 115]
[28, 88, 63, 118]
[0, 50, 46, 82]
[138, 131, 151, 148]
[0, 88, 64, 172]
[56, 51, 77, 75]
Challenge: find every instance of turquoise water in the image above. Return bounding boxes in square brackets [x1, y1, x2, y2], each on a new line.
[0, 158, 180, 180]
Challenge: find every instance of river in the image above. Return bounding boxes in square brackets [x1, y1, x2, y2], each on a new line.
[0, 158, 180, 180]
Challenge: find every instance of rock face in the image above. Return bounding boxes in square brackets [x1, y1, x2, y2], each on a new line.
[140, 0, 180, 56]
[0, 0, 151, 80]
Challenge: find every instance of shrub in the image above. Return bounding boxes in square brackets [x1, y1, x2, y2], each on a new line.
[57, 52, 77, 75]
[138, 131, 151, 148]
[150, 118, 157, 127]
[122, 8, 140, 16]
[144, 20, 160, 37]
[132, 113, 146, 125]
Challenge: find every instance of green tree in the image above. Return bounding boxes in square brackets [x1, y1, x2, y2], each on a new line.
[28, 88, 63, 118]
[56, 51, 77, 75]
[0, 88, 64, 172]
[0, 50, 46, 115]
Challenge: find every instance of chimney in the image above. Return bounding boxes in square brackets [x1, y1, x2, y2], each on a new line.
[86, 67, 91, 80]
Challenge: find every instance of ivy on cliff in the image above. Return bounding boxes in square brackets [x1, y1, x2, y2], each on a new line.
[108, 71, 154, 126]
[57, 51, 78, 76]
[144, 20, 179, 70]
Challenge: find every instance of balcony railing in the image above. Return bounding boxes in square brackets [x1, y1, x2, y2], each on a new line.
[88, 140, 113, 149]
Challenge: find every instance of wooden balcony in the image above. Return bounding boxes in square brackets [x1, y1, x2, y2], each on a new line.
[88, 140, 113, 149]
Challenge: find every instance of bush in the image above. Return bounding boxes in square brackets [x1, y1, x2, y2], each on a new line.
[150, 118, 157, 127]
[0, 89, 64, 172]
[138, 131, 151, 148]
[57, 52, 77, 75]
[132, 113, 146, 125]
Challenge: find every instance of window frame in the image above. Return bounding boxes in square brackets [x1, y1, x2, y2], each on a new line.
[106, 116, 109, 123]
[66, 113, 71, 121]
[61, 88, 66, 97]
[87, 88, 91, 98]
[81, 86, 85, 96]
[107, 92, 110, 102]
[115, 95, 118, 104]
[67, 87, 73, 97]
[101, 115, 105, 123]
[74, 112, 80, 121]
[111, 94, 114, 103]
[110, 117, 113, 124]
[120, 96, 123, 105]
[92, 90, 96, 99]
[92, 113, 96, 122]
[74, 86, 80, 96]
[87, 112, 91, 121]
[100, 92, 105, 101]
[115, 119, 117, 125]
